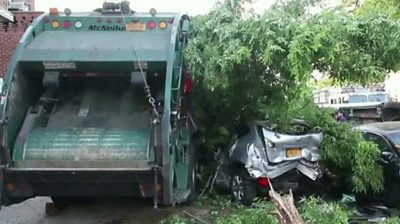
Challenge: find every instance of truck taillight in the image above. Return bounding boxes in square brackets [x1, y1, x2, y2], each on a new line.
[51, 20, 60, 29]
[6, 183, 15, 192]
[63, 20, 71, 29]
[147, 20, 156, 30]
[159, 21, 167, 29]
[74, 21, 83, 29]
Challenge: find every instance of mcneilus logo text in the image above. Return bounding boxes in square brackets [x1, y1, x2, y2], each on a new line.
[88, 25, 126, 31]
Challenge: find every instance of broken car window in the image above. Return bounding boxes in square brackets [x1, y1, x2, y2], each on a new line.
[364, 133, 392, 152]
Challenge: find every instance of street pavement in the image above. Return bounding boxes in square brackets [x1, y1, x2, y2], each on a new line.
[0, 197, 176, 224]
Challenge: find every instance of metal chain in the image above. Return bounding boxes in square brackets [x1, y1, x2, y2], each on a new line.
[144, 85, 159, 120]
[118, 4, 160, 122]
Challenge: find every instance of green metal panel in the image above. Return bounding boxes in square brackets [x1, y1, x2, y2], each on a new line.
[161, 15, 181, 205]
[20, 31, 171, 62]
[13, 128, 148, 161]
[175, 163, 189, 189]
[43, 13, 176, 32]
[161, 14, 191, 204]
[18, 61, 166, 73]
[2, 15, 46, 155]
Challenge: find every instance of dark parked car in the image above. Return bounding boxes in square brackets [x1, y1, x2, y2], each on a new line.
[356, 121, 400, 207]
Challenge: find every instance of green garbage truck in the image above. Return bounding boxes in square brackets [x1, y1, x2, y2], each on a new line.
[0, 1, 195, 208]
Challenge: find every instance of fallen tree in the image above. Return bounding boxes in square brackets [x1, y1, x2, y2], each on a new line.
[185, 0, 400, 193]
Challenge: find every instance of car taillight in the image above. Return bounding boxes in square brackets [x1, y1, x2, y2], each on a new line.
[147, 20, 156, 29]
[266, 140, 275, 148]
[256, 177, 270, 188]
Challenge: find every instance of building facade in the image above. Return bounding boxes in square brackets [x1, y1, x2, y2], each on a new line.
[0, 0, 13, 22]
[9, 0, 35, 11]
[0, 0, 7, 9]
[385, 73, 400, 102]
[313, 85, 389, 106]
[0, 0, 42, 77]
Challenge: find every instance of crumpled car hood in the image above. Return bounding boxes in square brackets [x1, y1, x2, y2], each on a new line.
[262, 128, 323, 163]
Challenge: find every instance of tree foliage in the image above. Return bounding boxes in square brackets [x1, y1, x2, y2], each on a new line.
[356, 0, 400, 18]
[295, 106, 383, 193]
[186, 0, 400, 192]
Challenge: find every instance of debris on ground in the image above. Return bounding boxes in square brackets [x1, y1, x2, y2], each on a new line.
[269, 180, 304, 224]
[339, 194, 356, 204]
[350, 205, 397, 223]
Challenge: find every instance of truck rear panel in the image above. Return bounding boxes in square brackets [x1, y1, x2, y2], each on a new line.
[0, 3, 193, 207]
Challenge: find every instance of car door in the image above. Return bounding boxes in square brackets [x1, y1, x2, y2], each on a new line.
[363, 132, 400, 183]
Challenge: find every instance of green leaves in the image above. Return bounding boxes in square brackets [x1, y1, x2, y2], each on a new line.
[291, 105, 384, 193]
[299, 197, 351, 224]
[352, 140, 384, 193]
[186, 0, 399, 193]
[161, 196, 357, 224]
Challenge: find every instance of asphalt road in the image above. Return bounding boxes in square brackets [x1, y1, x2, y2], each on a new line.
[0, 197, 178, 224]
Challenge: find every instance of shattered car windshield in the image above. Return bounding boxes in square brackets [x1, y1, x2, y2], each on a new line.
[258, 120, 312, 135]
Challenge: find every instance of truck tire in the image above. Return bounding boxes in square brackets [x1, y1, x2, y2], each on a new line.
[0, 169, 3, 208]
[186, 143, 198, 204]
[230, 166, 257, 206]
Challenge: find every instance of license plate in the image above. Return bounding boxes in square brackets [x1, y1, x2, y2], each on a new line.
[286, 148, 301, 157]
[126, 22, 146, 31]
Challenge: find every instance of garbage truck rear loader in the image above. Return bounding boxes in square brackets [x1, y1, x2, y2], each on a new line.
[0, 2, 195, 207]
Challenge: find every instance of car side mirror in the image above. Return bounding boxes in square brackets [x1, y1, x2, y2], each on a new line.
[382, 151, 394, 161]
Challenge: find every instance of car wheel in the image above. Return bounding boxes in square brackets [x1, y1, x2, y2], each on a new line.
[385, 184, 400, 208]
[355, 193, 373, 206]
[230, 167, 257, 206]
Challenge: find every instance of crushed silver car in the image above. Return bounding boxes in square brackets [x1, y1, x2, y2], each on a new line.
[215, 120, 324, 205]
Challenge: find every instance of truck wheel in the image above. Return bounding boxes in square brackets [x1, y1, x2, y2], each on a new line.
[186, 143, 198, 204]
[230, 167, 257, 206]
[0, 169, 3, 208]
